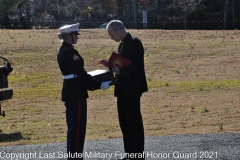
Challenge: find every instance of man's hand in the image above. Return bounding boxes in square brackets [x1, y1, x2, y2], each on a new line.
[98, 59, 109, 67]
[100, 81, 112, 90]
[112, 63, 120, 74]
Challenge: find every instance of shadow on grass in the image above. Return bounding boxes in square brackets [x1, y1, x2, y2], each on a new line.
[0, 129, 29, 143]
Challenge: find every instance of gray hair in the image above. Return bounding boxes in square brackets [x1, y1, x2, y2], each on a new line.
[106, 20, 126, 32]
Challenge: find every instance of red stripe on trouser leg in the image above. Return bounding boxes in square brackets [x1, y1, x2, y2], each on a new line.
[76, 100, 81, 159]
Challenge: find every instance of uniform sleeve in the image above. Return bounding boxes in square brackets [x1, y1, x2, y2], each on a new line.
[65, 49, 101, 90]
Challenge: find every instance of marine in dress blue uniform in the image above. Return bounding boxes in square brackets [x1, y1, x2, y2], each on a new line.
[57, 23, 111, 160]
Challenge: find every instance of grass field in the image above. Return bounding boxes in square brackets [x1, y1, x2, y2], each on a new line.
[0, 29, 239, 147]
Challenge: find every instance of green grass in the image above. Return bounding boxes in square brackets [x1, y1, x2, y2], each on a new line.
[0, 29, 240, 146]
[148, 80, 240, 92]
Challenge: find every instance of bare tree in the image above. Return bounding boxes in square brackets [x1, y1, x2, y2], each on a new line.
[139, 0, 158, 11]
[98, 0, 117, 15]
[64, 0, 114, 27]
[173, 0, 202, 29]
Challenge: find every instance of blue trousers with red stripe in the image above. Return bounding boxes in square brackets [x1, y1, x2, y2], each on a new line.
[65, 99, 87, 160]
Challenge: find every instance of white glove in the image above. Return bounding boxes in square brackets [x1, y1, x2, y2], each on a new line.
[112, 63, 120, 74]
[100, 81, 112, 90]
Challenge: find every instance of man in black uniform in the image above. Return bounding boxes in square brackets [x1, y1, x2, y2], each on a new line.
[57, 23, 111, 160]
[98, 20, 148, 160]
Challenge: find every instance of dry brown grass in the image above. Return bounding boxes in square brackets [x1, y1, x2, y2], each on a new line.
[0, 29, 239, 147]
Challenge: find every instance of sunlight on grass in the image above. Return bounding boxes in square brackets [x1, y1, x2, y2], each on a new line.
[0, 29, 240, 146]
[148, 80, 240, 93]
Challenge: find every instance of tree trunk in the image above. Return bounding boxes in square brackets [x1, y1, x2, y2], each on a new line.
[223, 0, 228, 29]
[233, 0, 235, 29]
[25, 1, 30, 21]
[157, 0, 161, 9]
[81, 0, 84, 28]
[127, 0, 132, 16]
[184, 10, 187, 30]
[117, 0, 123, 17]
[233, 0, 238, 29]
[133, 0, 138, 28]
[57, 0, 60, 15]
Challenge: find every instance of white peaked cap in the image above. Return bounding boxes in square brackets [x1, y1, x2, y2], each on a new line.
[58, 23, 80, 35]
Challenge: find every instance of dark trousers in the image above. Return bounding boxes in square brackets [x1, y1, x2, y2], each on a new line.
[117, 94, 145, 159]
[65, 99, 87, 160]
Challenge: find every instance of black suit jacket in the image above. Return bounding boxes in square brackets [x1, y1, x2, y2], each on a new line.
[114, 33, 148, 97]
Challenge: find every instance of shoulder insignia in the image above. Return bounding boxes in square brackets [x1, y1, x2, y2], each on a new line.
[73, 55, 80, 61]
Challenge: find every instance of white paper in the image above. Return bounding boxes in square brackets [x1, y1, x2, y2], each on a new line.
[87, 69, 108, 76]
